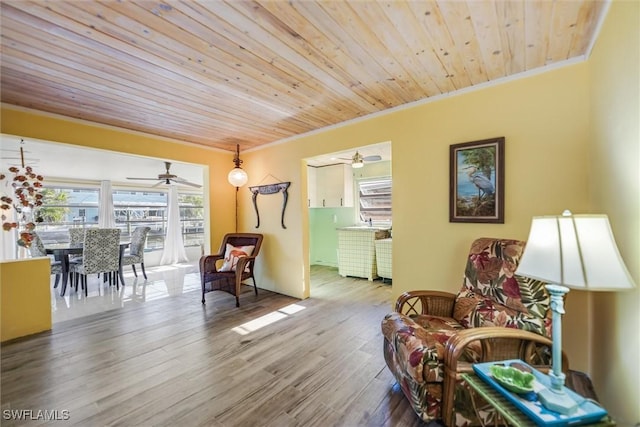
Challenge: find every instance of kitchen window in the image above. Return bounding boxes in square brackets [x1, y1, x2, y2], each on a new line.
[358, 178, 392, 226]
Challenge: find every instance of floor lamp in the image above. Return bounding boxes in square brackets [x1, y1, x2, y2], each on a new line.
[516, 210, 636, 414]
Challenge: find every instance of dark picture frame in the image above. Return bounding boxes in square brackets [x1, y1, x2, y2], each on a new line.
[449, 137, 504, 223]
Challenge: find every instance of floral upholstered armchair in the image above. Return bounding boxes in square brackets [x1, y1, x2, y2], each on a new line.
[381, 238, 564, 426]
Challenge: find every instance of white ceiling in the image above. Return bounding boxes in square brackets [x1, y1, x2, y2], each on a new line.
[0, 134, 205, 188]
[1, 134, 390, 189]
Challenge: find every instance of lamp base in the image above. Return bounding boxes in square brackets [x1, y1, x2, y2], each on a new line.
[538, 387, 578, 415]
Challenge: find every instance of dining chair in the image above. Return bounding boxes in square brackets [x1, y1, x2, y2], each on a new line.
[68, 228, 83, 243]
[69, 228, 121, 296]
[30, 231, 63, 287]
[68, 228, 86, 263]
[121, 226, 151, 280]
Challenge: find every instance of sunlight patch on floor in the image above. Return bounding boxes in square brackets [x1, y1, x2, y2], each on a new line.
[231, 303, 307, 335]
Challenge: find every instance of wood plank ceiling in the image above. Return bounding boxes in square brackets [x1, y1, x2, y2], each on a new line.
[0, 1, 608, 153]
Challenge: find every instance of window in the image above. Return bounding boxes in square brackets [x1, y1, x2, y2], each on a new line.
[357, 178, 392, 226]
[35, 185, 204, 249]
[178, 193, 205, 248]
[112, 190, 167, 249]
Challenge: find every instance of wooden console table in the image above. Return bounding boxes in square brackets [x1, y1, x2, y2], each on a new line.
[460, 373, 615, 427]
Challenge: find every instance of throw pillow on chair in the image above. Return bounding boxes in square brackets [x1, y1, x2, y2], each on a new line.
[219, 244, 254, 272]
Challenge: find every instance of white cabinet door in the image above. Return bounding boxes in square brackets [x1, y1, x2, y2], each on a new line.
[307, 166, 319, 207]
[314, 164, 353, 208]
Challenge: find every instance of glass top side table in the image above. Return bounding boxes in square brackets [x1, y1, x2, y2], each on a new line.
[460, 373, 615, 427]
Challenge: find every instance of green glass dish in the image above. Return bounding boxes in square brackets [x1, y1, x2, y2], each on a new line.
[489, 364, 536, 394]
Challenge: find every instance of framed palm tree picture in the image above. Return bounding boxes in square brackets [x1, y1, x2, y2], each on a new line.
[449, 137, 505, 223]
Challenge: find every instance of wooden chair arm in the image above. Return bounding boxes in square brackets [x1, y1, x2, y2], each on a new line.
[200, 254, 258, 274]
[395, 290, 458, 317]
[235, 255, 257, 272]
[199, 253, 224, 272]
[443, 327, 560, 372]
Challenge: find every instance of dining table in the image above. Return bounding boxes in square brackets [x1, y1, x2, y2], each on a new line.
[46, 241, 130, 296]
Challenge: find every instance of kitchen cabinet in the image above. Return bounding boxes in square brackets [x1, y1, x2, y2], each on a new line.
[307, 165, 318, 207]
[308, 164, 353, 208]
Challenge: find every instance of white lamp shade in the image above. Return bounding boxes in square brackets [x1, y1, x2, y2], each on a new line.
[227, 168, 248, 187]
[516, 213, 636, 291]
[351, 161, 364, 169]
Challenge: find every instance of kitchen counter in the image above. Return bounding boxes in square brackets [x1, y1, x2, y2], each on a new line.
[375, 238, 392, 281]
[338, 226, 391, 232]
[337, 227, 391, 280]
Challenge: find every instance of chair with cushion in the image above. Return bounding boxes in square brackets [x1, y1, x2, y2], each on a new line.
[199, 233, 263, 307]
[68, 228, 85, 245]
[381, 237, 565, 426]
[69, 228, 121, 296]
[68, 228, 86, 263]
[30, 231, 63, 288]
[121, 226, 151, 280]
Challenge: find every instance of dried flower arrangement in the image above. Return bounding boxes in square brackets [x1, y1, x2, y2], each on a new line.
[1, 144, 45, 248]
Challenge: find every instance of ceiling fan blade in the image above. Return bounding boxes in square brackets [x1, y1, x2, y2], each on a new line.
[338, 154, 382, 162]
[172, 177, 202, 188]
[362, 155, 382, 162]
[126, 177, 162, 181]
[127, 162, 201, 188]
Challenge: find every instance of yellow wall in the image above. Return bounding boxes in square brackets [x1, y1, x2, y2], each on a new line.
[0, 107, 236, 249]
[587, 0, 640, 423]
[1, 258, 51, 341]
[242, 62, 593, 370]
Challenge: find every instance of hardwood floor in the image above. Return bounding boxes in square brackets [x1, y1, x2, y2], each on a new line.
[1, 266, 431, 427]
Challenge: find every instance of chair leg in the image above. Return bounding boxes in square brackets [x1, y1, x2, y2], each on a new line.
[140, 263, 147, 280]
[54, 274, 61, 288]
[83, 275, 88, 297]
[235, 275, 242, 307]
[201, 279, 206, 304]
[131, 264, 138, 277]
[251, 277, 258, 295]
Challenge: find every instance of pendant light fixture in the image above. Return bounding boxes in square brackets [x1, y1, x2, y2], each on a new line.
[227, 144, 248, 232]
[227, 144, 248, 187]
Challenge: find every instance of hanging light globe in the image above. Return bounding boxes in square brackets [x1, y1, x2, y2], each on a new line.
[227, 144, 249, 187]
[228, 167, 248, 187]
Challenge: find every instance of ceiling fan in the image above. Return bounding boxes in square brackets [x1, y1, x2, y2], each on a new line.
[339, 151, 382, 168]
[126, 161, 201, 188]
